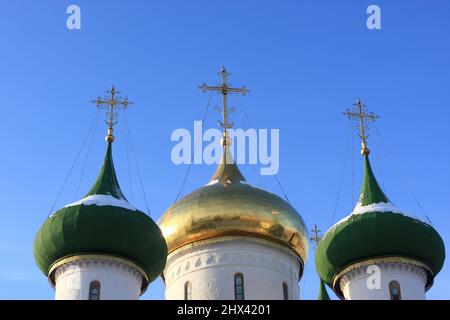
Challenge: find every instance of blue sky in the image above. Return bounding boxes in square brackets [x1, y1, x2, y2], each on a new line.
[0, 1, 449, 299]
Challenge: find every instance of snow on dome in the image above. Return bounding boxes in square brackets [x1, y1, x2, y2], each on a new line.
[330, 200, 422, 232]
[63, 194, 137, 211]
[205, 179, 252, 186]
[352, 201, 404, 215]
[205, 179, 219, 186]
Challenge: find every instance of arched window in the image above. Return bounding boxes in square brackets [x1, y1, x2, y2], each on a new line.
[283, 282, 289, 300]
[184, 281, 192, 300]
[234, 273, 244, 300]
[89, 281, 101, 300]
[389, 281, 401, 300]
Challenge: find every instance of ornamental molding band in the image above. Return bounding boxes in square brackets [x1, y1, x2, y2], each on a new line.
[337, 257, 429, 292]
[50, 254, 147, 292]
[164, 236, 302, 287]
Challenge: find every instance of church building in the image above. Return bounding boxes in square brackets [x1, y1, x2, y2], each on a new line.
[33, 70, 445, 300]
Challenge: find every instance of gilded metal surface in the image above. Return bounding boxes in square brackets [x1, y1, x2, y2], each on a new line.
[332, 256, 434, 298]
[309, 224, 322, 247]
[158, 182, 309, 263]
[199, 67, 249, 146]
[48, 254, 149, 293]
[92, 85, 132, 142]
[342, 98, 379, 156]
[161, 67, 308, 265]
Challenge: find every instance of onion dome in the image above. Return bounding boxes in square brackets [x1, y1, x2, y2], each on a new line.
[159, 67, 308, 268]
[315, 154, 445, 298]
[158, 147, 309, 265]
[34, 141, 168, 292]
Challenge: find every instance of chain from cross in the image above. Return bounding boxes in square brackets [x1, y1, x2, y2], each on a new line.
[92, 85, 133, 142]
[342, 98, 379, 156]
[199, 67, 249, 146]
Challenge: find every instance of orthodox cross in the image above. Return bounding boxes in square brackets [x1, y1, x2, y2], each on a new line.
[342, 98, 379, 156]
[310, 224, 322, 248]
[92, 85, 132, 142]
[199, 67, 249, 146]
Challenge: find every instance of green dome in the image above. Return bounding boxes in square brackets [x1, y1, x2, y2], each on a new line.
[34, 142, 168, 291]
[315, 155, 445, 297]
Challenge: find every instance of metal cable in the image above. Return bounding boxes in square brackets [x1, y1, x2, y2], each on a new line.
[374, 125, 433, 225]
[372, 140, 387, 193]
[240, 114, 263, 188]
[123, 118, 134, 203]
[122, 110, 151, 216]
[47, 108, 101, 217]
[74, 111, 100, 199]
[174, 91, 213, 202]
[238, 96, 291, 203]
[273, 175, 291, 203]
[331, 121, 353, 225]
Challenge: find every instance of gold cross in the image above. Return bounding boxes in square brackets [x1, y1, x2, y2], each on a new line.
[310, 224, 322, 247]
[342, 98, 379, 156]
[199, 67, 249, 146]
[92, 85, 132, 142]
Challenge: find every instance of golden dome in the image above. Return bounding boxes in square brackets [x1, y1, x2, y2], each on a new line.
[157, 149, 309, 263]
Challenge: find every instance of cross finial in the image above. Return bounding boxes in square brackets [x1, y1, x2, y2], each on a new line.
[92, 85, 133, 143]
[310, 224, 322, 247]
[219, 66, 229, 86]
[342, 98, 379, 156]
[199, 67, 249, 147]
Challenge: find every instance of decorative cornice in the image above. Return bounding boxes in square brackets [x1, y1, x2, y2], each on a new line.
[332, 256, 434, 299]
[168, 236, 304, 264]
[163, 236, 303, 287]
[339, 262, 427, 289]
[48, 254, 149, 295]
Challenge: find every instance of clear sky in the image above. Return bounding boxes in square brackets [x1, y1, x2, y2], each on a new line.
[0, 0, 449, 299]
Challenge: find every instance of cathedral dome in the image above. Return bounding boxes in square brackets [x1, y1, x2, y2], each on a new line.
[315, 155, 445, 298]
[158, 148, 309, 263]
[34, 142, 168, 291]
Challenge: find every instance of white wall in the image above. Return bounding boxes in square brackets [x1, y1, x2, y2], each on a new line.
[338, 261, 428, 300]
[163, 237, 303, 300]
[53, 255, 144, 300]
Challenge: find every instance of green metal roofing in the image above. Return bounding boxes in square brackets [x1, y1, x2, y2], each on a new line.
[318, 279, 331, 300]
[34, 142, 168, 290]
[359, 155, 388, 205]
[85, 141, 125, 199]
[315, 155, 445, 297]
